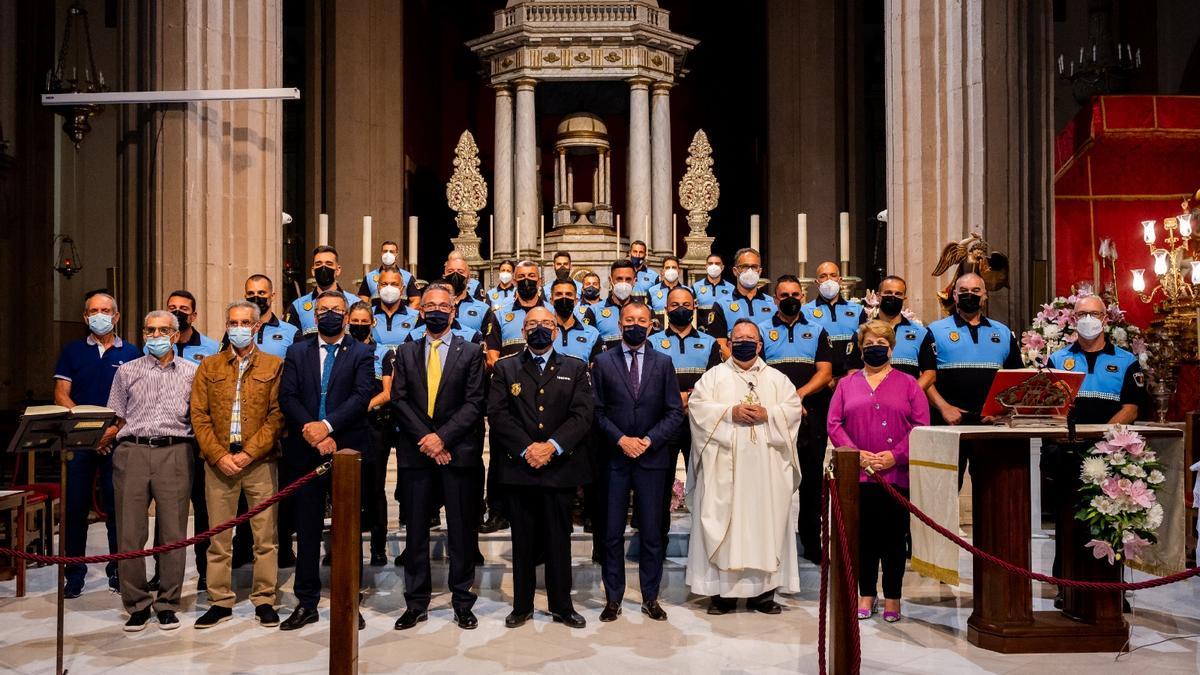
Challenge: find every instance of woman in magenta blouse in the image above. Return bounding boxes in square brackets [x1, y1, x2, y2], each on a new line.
[828, 320, 930, 622]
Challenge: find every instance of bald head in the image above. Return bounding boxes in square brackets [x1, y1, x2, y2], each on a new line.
[525, 305, 554, 324]
[815, 261, 841, 282]
[448, 250, 464, 262]
[1075, 295, 1105, 315]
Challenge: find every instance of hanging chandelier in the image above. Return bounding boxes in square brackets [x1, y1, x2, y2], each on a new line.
[45, 1, 108, 148]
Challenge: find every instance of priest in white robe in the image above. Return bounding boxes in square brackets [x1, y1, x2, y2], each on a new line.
[686, 318, 805, 614]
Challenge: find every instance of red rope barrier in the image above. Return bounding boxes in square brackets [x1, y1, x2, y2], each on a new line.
[866, 469, 1200, 591]
[0, 461, 330, 565]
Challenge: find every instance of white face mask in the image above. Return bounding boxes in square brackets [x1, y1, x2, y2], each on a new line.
[663, 268, 680, 283]
[706, 264, 722, 279]
[612, 282, 633, 301]
[1075, 316, 1104, 340]
[498, 271, 513, 285]
[737, 269, 760, 289]
[380, 251, 396, 267]
[378, 285, 402, 305]
[819, 279, 841, 300]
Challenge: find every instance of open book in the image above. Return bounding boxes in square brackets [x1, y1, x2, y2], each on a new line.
[23, 405, 115, 417]
[7, 405, 117, 455]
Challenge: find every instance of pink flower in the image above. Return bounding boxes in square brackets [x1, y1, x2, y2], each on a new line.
[1122, 531, 1151, 561]
[1101, 476, 1123, 499]
[1023, 332, 1046, 350]
[1127, 480, 1156, 508]
[1106, 428, 1146, 454]
[1086, 539, 1116, 564]
[1092, 441, 1118, 455]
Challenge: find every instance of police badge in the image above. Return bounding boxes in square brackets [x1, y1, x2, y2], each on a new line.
[1064, 357, 1075, 370]
[813, 308, 824, 319]
[303, 301, 313, 312]
[729, 302, 740, 312]
[661, 339, 671, 349]
[505, 313, 514, 322]
[511, 382, 521, 396]
[601, 308, 612, 318]
[769, 330, 779, 341]
[949, 331, 960, 342]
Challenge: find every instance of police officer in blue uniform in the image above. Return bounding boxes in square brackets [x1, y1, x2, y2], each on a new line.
[542, 251, 583, 300]
[346, 301, 394, 565]
[357, 240, 419, 305]
[486, 260, 517, 305]
[446, 250, 485, 301]
[370, 267, 420, 348]
[595, 260, 641, 349]
[241, 274, 299, 358]
[645, 256, 691, 321]
[549, 278, 603, 363]
[757, 275, 834, 564]
[874, 275, 935, 386]
[694, 253, 734, 311]
[579, 271, 605, 316]
[442, 257, 501, 367]
[648, 286, 721, 547]
[802, 262, 866, 378]
[493, 260, 554, 359]
[629, 240, 660, 298]
[286, 245, 362, 338]
[703, 247, 777, 355]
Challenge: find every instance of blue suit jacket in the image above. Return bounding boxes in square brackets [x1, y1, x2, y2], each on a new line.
[279, 335, 376, 468]
[591, 344, 685, 470]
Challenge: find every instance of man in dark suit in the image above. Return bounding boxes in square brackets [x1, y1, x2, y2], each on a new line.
[488, 306, 595, 629]
[592, 302, 684, 623]
[390, 284, 485, 631]
[277, 290, 376, 631]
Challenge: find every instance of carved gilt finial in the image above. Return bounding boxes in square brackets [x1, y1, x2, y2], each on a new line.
[678, 130, 719, 217]
[446, 130, 488, 265]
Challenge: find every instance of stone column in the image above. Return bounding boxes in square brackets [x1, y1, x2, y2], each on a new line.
[151, 0, 283, 338]
[883, 0, 1051, 325]
[493, 84, 514, 259]
[514, 78, 538, 258]
[602, 149, 611, 205]
[627, 77, 652, 245]
[650, 82, 673, 257]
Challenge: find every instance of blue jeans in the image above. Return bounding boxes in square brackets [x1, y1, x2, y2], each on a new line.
[65, 449, 118, 588]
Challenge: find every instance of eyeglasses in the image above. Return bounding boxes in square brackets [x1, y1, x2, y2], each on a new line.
[143, 327, 177, 337]
[315, 308, 346, 317]
[423, 304, 454, 313]
[1074, 311, 1105, 320]
[226, 320, 257, 328]
[524, 320, 556, 330]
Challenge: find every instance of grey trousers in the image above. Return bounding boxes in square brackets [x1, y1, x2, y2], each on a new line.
[113, 441, 193, 614]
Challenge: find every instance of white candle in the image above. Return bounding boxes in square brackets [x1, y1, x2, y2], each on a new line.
[362, 215, 372, 266]
[798, 213, 808, 263]
[672, 213, 678, 255]
[489, 214, 494, 259]
[407, 216, 419, 270]
[750, 214, 760, 251]
[839, 211, 850, 262]
[318, 213, 329, 246]
[515, 217, 521, 258]
[540, 216, 545, 261]
[616, 215, 622, 257]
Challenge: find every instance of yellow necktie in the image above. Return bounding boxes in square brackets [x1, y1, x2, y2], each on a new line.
[427, 339, 443, 417]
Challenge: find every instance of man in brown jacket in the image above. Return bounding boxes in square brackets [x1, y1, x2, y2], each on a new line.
[190, 300, 286, 628]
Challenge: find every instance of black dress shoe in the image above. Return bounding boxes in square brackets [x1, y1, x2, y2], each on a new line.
[505, 610, 533, 628]
[157, 610, 180, 630]
[551, 610, 586, 629]
[641, 600, 668, 621]
[279, 606, 319, 631]
[255, 604, 280, 627]
[453, 609, 478, 630]
[599, 601, 622, 622]
[394, 608, 428, 630]
[394, 550, 407, 567]
[194, 605, 233, 629]
[196, 576, 207, 592]
[707, 598, 733, 615]
[359, 612, 366, 630]
[747, 600, 783, 615]
[370, 552, 387, 567]
[124, 608, 152, 632]
[64, 585, 82, 600]
[479, 516, 510, 534]
[278, 548, 297, 568]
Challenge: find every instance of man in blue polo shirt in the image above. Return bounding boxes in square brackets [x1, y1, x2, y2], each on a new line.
[237, 274, 299, 358]
[356, 240, 419, 305]
[53, 292, 142, 597]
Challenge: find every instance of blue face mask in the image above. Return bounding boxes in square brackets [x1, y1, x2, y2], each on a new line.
[87, 313, 114, 336]
[228, 326, 254, 350]
[146, 336, 172, 357]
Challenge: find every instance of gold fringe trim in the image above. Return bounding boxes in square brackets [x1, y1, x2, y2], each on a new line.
[912, 556, 960, 586]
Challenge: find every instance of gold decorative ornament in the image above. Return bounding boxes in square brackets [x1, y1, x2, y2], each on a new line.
[931, 233, 1010, 314]
[446, 130, 489, 265]
[605, 52, 622, 63]
[544, 52, 560, 64]
[574, 52, 591, 63]
[678, 130, 719, 267]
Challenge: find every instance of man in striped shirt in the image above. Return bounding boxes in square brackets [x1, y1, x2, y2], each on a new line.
[105, 310, 199, 632]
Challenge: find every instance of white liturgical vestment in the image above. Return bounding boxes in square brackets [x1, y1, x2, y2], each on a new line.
[685, 357, 804, 597]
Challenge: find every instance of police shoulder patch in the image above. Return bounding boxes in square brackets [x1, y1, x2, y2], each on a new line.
[372, 274, 379, 282]
[656, 290, 664, 299]
[505, 313, 514, 322]
[601, 308, 612, 318]
[1133, 372, 1145, 387]
[846, 342, 854, 355]
[661, 339, 672, 349]
[699, 286, 709, 294]
[812, 308, 824, 319]
[1064, 357, 1076, 370]
[729, 302, 740, 312]
[303, 301, 313, 312]
[949, 331, 960, 342]
[769, 329, 779, 341]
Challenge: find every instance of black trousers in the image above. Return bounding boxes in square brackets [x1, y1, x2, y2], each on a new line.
[399, 466, 479, 611]
[659, 430, 690, 546]
[277, 459, 298, 554]
[485, 456, 506, 521]
[64, 448, 118, 587]
[291, 466, 365, 609]
[190, 450, 209, 579]
[603, 463, 668, 603]
[798, 397, 830, 563]
[506, 486, 576, 615]
[858, 482, 909, 599]
[362, 427, 390, 552]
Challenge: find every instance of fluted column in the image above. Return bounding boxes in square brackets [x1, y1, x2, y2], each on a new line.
[493, 84, 514, 259]
[650, 82, 673, 256]
[627, 77, 652, 245]
[514, 79, 538, 258]
[602, 149, 611, 205]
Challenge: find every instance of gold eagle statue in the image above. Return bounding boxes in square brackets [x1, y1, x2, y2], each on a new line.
[932, 233, 1009, 313]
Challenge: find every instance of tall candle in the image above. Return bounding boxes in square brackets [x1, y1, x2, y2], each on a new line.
[672, 213, 678, 255]
[839, 212, 850, 262]
[540, 216, 545, 261]
[407, 216, 419, 270]
[489, 214, 494, 259]
[797, 213, 808, 263]
[750, 214, 760, 251]
[318, 213, 329, 246]
[362, 215, 372, 266]
[515, 217, 521, 259]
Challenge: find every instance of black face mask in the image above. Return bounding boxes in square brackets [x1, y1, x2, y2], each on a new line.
[778, 296, 802, 317]
[516, 278, 539, 301]
[553, 298, 575, 319]
[314, 265, 336, 289]
[172, 310, 191, 332]
[423, 310, 451, 336]
[555, 267, 571, 281]
[582, 286, 601, 301]
[862, 345, 891, 367]
[879, 295, 904, 317]
[348, 324, 372, 342]
[667, 306, 694, 328]
[317, 311, 344, 338]
[622, 324, 649, 347]
[629, 256, 644, 268]
[444, 272, 467, 296]
[731, 340, 759, 362]
[248, 296, 271, 317]
[956, 293, 982, 314]
[526, 325, 553, 350]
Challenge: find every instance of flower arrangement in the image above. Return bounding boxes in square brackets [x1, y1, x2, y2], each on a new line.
[1019, 284, 1148, 369]
[1076, 426, 1165, 564]
[671, 478, 686, 512]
